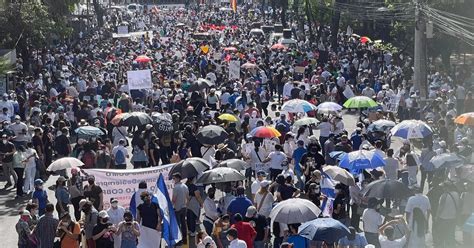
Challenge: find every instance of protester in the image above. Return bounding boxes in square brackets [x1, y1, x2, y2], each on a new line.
[226, 227, 248, 248]
[57, 212, 81, 248]
[136, 191, 162, 248]
[92, 210, 116, 248]
[35, 203, 59, 248]
[115, 211, 140, 248]
[107, 198, 126, 248]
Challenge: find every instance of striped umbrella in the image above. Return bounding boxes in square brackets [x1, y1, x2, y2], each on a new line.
[250, 126, 281, 138]
[282, 99, 317, 113]
[390, 120, 433, 139]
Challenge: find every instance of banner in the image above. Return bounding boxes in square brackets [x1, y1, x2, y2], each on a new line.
[127, 70, 152, 90]
[117, 26, 129, 34]
[82, 164, 174, 209]
[228, 60, 240, 79]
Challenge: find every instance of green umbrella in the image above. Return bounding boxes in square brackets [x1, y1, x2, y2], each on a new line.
[343, 96, 378, 109]
[293, 117, 319, 127]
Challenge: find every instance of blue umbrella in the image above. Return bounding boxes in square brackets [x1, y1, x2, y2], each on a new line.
[298, 218, 350, 243]
[339, 150, 385, 171]
[329, 151, 346, 160]
[390, 120, 433, 139]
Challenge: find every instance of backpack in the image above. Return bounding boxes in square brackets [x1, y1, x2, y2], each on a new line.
[114, 148, 126, 165]
[81, 151, 95, 169]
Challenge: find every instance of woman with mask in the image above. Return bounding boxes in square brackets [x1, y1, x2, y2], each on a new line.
[55, 176, 70, 217]
[58, 212, 81, 248]
[116, 211, 140, 248]
[23, 142, 38, 195]
[12, 145, 26, 198]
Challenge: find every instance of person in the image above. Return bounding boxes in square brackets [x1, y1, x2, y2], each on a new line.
[378, 218, 408, 247]
[262, 144, 287, 181]
[12, 145, 26, 197]
[405, 187, 431, 247]
[186, 176, 203, 237]
[93, 210, 116, 248]
[383, 149, 399, 180]
[251, 170, 267, 199]
[116, 211, 140, 248]
[26, 202, 39, 227]
[9, 115, 29, 148]
[227, 186, 253, 220]
[333, 183, 349, 225]
[68, 168, 85, 221]
[81, 200, 99, 248]
[196, 230, 216, 248]
[203, 187, 219, 236]
[362, 198, 384, 248]
[136, 191, 162, 248]
[55, 176, 70, 217]
[84, 176, 104, 211]
[23, 142, 38, 194]
[16, 209, 35, 248]
[275, 174, 300, 202]
[213, 214, 231, 248]
[107, 198, 125, 248]
[287, 224, 309, 248]
[0, 134, 16, 189]
[35, 203, 59, 248]
[434, 182, 460, 247]
[405, 151, 419, 187]
[171, 172, 188, 243]
[254, 180, 274, 218]
[244, 206, 269, 248]
[338, 226, 368, 247]
[112, 139, 129, 169]
[227, 227, 248, 248]
[32, 179, 48, 216]
[57, 212, 81, 248]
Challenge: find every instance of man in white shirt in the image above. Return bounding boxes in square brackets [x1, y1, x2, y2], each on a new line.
[362, 85, 376, 98]
[378, 218, 408, 248]
[251, 171, 266, 199]
[111, 139, 129, 169]
[362, 198, 384, 247]
[0, 94, 14, 118]
[9, 115, 29, 147]
[107, 198, 125, 248]
[227, 228, 247, 248]
[383, 149, 399, 180]
[405, 187, 431, 226]
[434, 183, 460, 247]
[203, 187, 219, 236]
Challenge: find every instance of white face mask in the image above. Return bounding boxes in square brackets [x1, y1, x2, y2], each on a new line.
[2, 140, 7, 144]
[111, 203, 118, 208]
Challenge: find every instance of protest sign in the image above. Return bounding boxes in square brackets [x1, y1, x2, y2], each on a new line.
[387, 94, 401, 113]
[343, 85, 355, 99]
[117, 26, 129, 34]
[229, 60, 240, 79]
[82, 164, 174, 209]
[127, 70, 152, 90]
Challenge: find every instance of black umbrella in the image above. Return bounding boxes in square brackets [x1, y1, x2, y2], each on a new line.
[168, 157, 210, 179]
[121, 112, 153, 126]
[196, 125, 228, 145]
[152, 114, 174, 137]
[196, 167, 245, 184]
[361, 179, 412, 199]
[218, 159, 249, 171]
[188, 78, 214, 91]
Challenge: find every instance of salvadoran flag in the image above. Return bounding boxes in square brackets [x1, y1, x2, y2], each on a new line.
[154, 174, 182, 246]
[320, 173, 336, 198]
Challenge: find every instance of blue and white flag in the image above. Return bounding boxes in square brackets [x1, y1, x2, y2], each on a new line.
[154, 174, 182, 246]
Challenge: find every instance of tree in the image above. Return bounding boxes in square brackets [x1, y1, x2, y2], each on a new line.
[0, 58, 13, 75]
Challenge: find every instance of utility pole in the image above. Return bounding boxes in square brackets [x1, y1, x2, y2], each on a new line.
[414, 0, 427, 99]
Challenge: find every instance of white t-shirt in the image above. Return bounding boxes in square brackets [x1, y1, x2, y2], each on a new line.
[254, 191, 274, 218]
[362, 208, 384, 233]
[317, 122, 333, 137]
[379, 235, 406, 248]
[383, 157, 399, 180]
[267, 151, 287, 170]
[229, 239, 247, 248]
[405, 194, 431, 227]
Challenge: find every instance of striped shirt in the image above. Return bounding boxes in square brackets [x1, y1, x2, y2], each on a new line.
[35, 213, 59, 248]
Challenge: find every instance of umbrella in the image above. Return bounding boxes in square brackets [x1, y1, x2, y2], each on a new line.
[110, 113, 126, 126]
[360, 36, 372, 44]
[293, 117, 319, 127]
[282, 99, 317, 113]
[390, 120, 433, 139]
[104, 107, 122, 122]
[298, 218, 350, 243]
[269, 198, 322, 224]
[241, 62, 258, 69]
[188, 78, 214, 91]
[223, 47, 237, 52]
[134, 55, 152, 63]
[323, 166, 355, 186]
[196, 125, 229, 145]
[152, 114, 174, 136]
[47, 157, 84, 172]
[316, 102, 343, 113]
[361, 179, 412, 199]
[343, 96, 378, 109]
[168, 157, 211, 179]
[75, 126, 105, 137]
[339, 150, 385, 171]
[119, 112, 153, 126]
[250, 126, 281, 138]
[218, 113, 239, 122]
[329, 151, 346, 160]
[454, 112, 474, 126]
[176, 22, 186, 27]
[367, 119, 396, 133]
[196, 167, 245, 184]
[271, 43, 287, 50]
[430, 153, 464, 169]
[218, 159, 249, 171]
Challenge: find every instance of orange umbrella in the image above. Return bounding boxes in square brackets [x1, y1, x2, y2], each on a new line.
[360, 36, 372, 44]
[454, 112, 474, 126]
[111, 113, 126, 126]
[271, 43, 287, 50]
[135, 55, 152, 63]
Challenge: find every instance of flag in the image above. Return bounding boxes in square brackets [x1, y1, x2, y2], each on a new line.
[154, 174, 182, 246]
[231, 0, 237, 13]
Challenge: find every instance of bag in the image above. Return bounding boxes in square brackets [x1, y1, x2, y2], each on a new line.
[114, 149, 126, 165]
[28, 234, 39, 248]
[81, 151, 95, 169]
[257, 192, 268, 213]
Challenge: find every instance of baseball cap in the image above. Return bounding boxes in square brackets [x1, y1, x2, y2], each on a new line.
[110, 198, 119, 203]
[256, 170, 267, 177]
[98, 210, 109, 219]
[259, 180, 270, 188]
[34, 179, 44, 186]
[245, 206, 257, 218]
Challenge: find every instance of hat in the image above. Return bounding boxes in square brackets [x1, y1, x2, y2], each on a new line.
[79, 199, 88, 209]
[297, 140, 304, 146]
[217, 143, 228, 150]
[34, 179, 44, 186]
[259, 180, 270, 188]
[110, 198, 119, 203]
[14, 115, 20, 120]
[256, 170, 267, 177]
[245, 206, 257, 218]
[146, 124, 153, 130]
[98, 210, 109, 219]
[57, 176, 66, 182]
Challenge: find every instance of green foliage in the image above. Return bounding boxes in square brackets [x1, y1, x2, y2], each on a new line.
[0, 57, 13, 75]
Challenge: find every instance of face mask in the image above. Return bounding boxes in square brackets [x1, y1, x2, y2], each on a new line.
[335, 189, 341, 194]
[208, 193, 215, 199]
[2, 140, 7, 144]
[15, 120, 20, 124]
[311, 148, 318, 153]
[111, 203, 118, 208]
[102, 218, 109, 223]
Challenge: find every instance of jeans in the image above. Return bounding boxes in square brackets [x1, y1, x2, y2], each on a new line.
[116, 164, 126, 169]
[364, 232, 380, 248]
[2, 162, 17, 185]
[350, 204, 361, 231]
[274, 237, 283, 248]
[175, 208, 187, 244]
[254, 240, 265, 248]
[270, 168, 283, 181]
[13, 167, 24, 196]
[71, 196, 84, 221]
[187, 210, 198, 234]
[23, 165, 36, 193]
[420, 169, 433, 190]
[203, 219, 214, 236]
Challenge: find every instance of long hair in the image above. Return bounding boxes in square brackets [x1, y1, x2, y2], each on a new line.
[412, 207, 427, 237]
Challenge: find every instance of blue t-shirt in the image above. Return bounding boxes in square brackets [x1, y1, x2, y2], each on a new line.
[292, 147, 307, 172]
[227, 196, 253, 217]
[33, 189, 48, 210]
[287, 235, 309, 248]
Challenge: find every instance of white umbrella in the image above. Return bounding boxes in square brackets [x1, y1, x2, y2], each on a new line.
[282, 99, 317, 113]
[293, 117, 319, 127]
[323, 166, 355, 186]
[430, 153, 464, 169]
[316, 102, 343, 113]
[47, 157, 84, 171]
[269, 198, 321, 224]
[241, 62, 258, 69]
[390, 120, 433, 139]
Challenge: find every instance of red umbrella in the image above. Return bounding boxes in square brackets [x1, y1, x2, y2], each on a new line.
[135, 55, 152, 63]
[360, 36, 372, 44]
[223, 47, 237, 52]
[271, 43, 287, 50]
